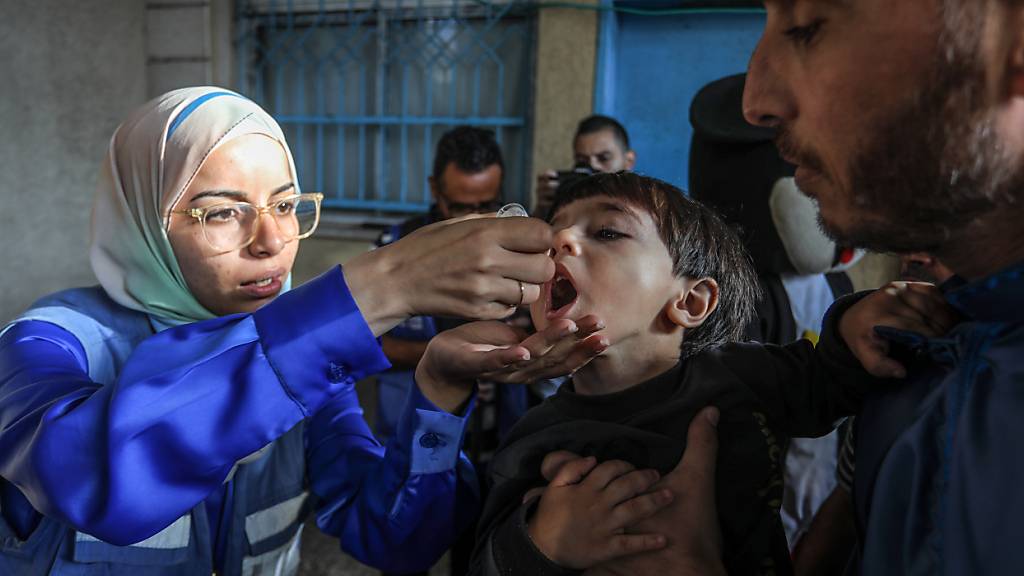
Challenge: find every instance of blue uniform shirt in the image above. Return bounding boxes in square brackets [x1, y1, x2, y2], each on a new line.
[0, 266, 478, 574]
[855, 261, 1024, 575]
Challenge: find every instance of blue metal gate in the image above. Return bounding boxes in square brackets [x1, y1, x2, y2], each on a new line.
[234, 0, 535, 213]
[594, 2, 764, 190]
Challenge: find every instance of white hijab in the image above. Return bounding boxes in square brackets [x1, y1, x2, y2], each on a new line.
[90, 87, 299, 326]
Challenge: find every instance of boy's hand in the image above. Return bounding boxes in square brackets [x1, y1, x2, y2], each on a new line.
[527, 459, 673, 570]
[839, 281, 959, 378]
[521, 450, 586, 504]
[414, 316, 607, 412]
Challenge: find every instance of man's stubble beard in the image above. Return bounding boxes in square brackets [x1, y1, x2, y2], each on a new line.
[817, 6, 1024, 255]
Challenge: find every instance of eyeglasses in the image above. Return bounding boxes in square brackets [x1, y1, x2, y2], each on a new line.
[171, 192, 324, 252]
[440, 197, 504, 218]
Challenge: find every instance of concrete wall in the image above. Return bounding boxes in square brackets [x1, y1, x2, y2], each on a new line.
[0, 0, 147, 323]
[529, 5, 599, 209]
[0, 0, 242, 323]
[145, 0, 224, 98]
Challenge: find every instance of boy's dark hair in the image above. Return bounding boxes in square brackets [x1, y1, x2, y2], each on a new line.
[549, 172, 760, 358]
[432, 126, 504, 185]
[575, 115, 631, 151]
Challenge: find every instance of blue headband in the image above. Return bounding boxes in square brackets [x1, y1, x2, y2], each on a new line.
[166, 91, 243, 142]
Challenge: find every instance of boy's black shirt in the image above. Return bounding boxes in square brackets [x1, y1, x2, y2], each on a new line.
[470, 295, 873, 576]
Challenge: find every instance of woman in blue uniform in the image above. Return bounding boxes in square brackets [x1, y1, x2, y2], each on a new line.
[0, 87, 559, 575]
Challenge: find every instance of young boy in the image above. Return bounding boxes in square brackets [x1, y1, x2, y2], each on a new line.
[418, 172, 952, 575]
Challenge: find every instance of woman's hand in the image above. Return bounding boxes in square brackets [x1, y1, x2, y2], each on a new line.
[414, 316, 607, 413]
[345, 215, 555, 336]
[486, 314, 607, 384]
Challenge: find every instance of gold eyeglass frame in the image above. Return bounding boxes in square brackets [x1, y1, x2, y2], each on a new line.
[171, 192, 325, 252]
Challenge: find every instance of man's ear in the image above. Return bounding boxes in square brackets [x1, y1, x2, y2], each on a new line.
[624, 149, 637, 171]
[665, 277, 719, 329]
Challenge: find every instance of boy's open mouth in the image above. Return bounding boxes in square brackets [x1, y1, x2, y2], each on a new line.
[549, 266, 578, 316]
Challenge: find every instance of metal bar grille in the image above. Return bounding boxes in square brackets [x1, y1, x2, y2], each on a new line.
[234, 0, 535, 213]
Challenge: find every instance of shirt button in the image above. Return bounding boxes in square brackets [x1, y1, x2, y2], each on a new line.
[419, 432, 444, 449]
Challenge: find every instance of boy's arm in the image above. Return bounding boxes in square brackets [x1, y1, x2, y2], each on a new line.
[720, 293, 873, 437]
[836, 282, 958, 378]
[474, 499, 582, 576]
[728, 283, 957, 437]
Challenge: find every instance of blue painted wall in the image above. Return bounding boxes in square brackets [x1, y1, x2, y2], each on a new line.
[595, 11, 766, 191]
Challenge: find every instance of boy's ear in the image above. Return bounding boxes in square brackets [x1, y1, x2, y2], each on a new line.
[666, 277, 719, 329]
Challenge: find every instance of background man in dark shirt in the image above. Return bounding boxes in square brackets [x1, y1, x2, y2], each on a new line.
[375, 126, 505, 441]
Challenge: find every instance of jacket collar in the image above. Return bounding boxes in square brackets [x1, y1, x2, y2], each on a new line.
[945, 260, 1024, 323]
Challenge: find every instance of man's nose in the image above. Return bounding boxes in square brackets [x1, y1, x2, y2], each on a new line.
[248, 212, 287, 257]
[742, 38, 795, 129]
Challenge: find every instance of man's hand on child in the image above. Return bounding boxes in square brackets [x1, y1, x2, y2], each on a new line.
[839, 281, 959, 378]
[586, 406, 726, 576]
[526, 458, 673, 570]
[415, 316, 607, 412]
[523, 407, 726, 574]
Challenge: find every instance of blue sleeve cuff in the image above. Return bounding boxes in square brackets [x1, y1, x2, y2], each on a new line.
[400, 382, 473, 475]
[252, 266, 391, 417]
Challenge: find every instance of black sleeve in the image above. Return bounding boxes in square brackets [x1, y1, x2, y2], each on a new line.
[719, 291, 876, 437]
[470, 498, 580, 576]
